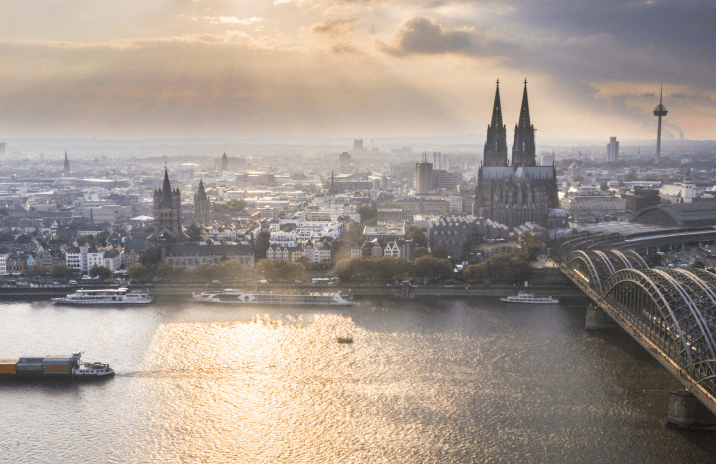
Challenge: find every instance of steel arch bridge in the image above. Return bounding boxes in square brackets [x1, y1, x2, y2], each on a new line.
[562, 250, 716, 415]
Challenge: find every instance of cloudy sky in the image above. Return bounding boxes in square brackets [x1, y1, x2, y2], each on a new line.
[0, 0, 713, 141]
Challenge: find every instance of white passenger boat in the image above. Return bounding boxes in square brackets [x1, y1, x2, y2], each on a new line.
[193, 288, 353, 306]
[500, 291, 558, 304]
[52, 288, 153, 305]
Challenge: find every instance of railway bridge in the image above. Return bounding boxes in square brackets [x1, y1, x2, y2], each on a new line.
[560, 248, 716, 426]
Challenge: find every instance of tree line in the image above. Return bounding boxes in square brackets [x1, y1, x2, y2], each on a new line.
[334, 256, 454, 282]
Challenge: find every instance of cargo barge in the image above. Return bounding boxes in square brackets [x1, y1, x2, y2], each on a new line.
[0, 353, 114, 380]
[193, 289, 353, 306]
[52, 288, 153, 304]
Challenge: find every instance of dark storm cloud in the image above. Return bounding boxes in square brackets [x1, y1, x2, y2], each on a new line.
[378, 17, 481, 57]
[514, 0, 716, 60]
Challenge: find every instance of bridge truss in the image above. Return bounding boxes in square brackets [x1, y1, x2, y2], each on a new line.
[563, 249, 716, 415]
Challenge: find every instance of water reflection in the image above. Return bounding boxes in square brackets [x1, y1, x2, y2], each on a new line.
[0, 299, 714, 463]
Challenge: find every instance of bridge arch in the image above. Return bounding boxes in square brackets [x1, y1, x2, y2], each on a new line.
[565, 250, 608, 292]
[601, 268, 716, 366]
[621, 250, 648, 269]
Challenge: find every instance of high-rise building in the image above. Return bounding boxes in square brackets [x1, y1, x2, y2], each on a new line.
[511, 80, 536, 167]
[353, 139, 364, 151]
[606, 137, 619, 163]
[193, 179, 212, 227]
[653, 85, 668, 165]
[483, 80, 508, 167]
[0, 142, 6, 156]
[432, 152, 442, 170]
[63, 150, 70, 175]
[415, 153, 434, 193]
[221, 153, 228, 171]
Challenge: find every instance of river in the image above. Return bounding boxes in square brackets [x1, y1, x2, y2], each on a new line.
[0, 297, 714, 463]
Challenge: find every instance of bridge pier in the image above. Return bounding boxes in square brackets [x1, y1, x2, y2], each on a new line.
[668, 390, 716, 428]
[585, 305, 620, 330]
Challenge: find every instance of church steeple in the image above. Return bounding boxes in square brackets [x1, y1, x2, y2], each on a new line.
[512, 79, 536, 167]
[63, 150, 70, 174]
[491, 79, 504, 129]
[483, 79, 508, 167]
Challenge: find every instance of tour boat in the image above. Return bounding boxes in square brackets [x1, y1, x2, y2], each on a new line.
[500, 291, 559, 304]
[52, 288, 153, 305]
[193, 288, 353, 306]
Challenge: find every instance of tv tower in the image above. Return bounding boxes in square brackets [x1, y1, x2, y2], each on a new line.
[653, 85, 668, 165]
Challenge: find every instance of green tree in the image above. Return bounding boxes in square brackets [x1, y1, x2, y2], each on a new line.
[463, 248, 532, 284]
[76, 235, 95, 247]
[255, 259, 305, 282]
[623, 171, 638, 182]
[358, 205, 377, 224]
[139, 246, 162, 266]
[26, 263, 46, 277]
[403, 225, 427, 248]
[255, 231, 271, 260]
[214, 199, 246, 212]
[412, 247, 430, 260]
[431, 244, 450, 260]
[89, 265, 113, 279]
[95, 231, 109, 247]
[335, 259, 355, 281]
[413, 256, 454, 280]
[50, 263, 73, 279]
[15, 234, 32, 245]
[127, 263, 148, 280]
[187, 222, 204, 242]
[600, 181, 609, 191]
[345, 223, 365, 246]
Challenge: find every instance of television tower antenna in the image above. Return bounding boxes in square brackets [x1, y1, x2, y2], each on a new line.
[653, 84, 668, 165]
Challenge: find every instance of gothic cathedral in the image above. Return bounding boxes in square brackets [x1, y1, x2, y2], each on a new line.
[474, 80, 561, 228]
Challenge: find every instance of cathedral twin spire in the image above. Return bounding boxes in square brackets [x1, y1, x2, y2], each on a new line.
[483, 79, 536, 167]
[483, 79, 508, 167]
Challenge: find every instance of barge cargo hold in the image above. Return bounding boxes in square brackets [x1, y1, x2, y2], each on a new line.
[0, 353, 114, 381]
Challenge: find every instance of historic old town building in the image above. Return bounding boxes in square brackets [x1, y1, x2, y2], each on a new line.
[474, 80, 560, 228]
[193, 179, 212, 227]
[150, 168, 188, 244]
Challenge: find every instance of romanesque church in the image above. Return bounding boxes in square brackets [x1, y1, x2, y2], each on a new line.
[193, 179, 212, 227]
[473, 80, 563, 229]
[149, 168, 189, 244]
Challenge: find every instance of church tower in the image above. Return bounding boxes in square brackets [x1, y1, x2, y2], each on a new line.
[193, 179, 212, 227]
[512, 80, 536, 167]
[483, 80, 508, 167]
[152, 168, 183, 241]
[63, 150, 70, 175]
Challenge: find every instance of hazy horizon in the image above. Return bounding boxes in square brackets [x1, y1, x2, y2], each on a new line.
[1, 1, 714, 142]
